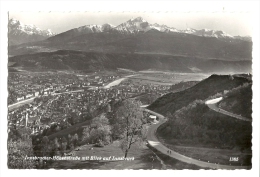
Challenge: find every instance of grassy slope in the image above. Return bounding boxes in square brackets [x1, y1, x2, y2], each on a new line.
[158, 105, 252, 148]
[169, 81, 199, 92]
[148, 74, 250, 115]
[218, 84, 252, 118]
[148, 74, 252, 166]
[47, 141, 162, 169]
[47, 140, 204, 170]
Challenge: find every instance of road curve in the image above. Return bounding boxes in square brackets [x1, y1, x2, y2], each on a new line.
[206, 97, 252, 122]
[145, 108, 251, 169]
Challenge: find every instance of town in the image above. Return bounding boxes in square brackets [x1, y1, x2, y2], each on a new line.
[8, 70, 172, 137]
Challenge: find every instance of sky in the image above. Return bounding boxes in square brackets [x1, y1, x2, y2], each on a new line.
[9, 11, 253, 36]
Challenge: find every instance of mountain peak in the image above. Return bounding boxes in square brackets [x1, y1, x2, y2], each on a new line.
[8, 18, 55, 45]
[9, 18, 20, 25]
[131, 17, 146, 23]
[102, 23, 116, 31]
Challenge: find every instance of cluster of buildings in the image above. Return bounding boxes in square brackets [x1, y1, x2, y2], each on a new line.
[118, 79, 171, 95]
[8, 72, 124, 105]
[8, 71, 173, 137]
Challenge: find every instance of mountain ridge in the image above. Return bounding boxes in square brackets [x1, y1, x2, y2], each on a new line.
[9, 18, 55, 45]
[8, 50, 252, 73]
[9, 29, 252, 61]
[47, 16, 250, 40]
[147, 74, 251, 115]
[8, 17, 252, 62]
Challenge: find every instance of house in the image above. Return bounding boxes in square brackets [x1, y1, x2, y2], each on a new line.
[17, 96, 24, 101]
[149, 115, 157, 121]
[26, 93, 34, 98]
[224, 90, 229, 94]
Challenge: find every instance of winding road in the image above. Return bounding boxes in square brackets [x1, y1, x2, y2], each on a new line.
[145, 108, 251, 169]
[206, 97, 252, 122]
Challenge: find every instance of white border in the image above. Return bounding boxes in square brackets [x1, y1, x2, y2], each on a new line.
[1, 1, 259, 177]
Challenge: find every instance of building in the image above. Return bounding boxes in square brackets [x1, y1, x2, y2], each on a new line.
[149, 115, 157, 121]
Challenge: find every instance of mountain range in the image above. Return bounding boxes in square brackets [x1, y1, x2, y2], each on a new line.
[47, 17, 251, 40]
[8, 18, 55, 46]
[9, 17, 251, 45]
[8, 17, 252, 73]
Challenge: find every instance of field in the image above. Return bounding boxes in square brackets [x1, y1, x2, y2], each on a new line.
[128, 72, 209, 86]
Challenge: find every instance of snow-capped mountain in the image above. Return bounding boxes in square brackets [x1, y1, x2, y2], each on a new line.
[9, 16, 250, 47]
[114, 17, 180, 34]
[48, 17, 250, 43]
[181, 28, 234, 38]
[9, 16, 252, 61]
[9, 18, 55, 45]
[108, 17, 236, 39]
[150, 23, 179, 33]
[180, 28, 197, 34]
[233, 35, 252, 42]
[76, 23, 116, 33]
[56, 17, 181, 36]
[47, 23, 117, 42]
[115, 17, 150, 33]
